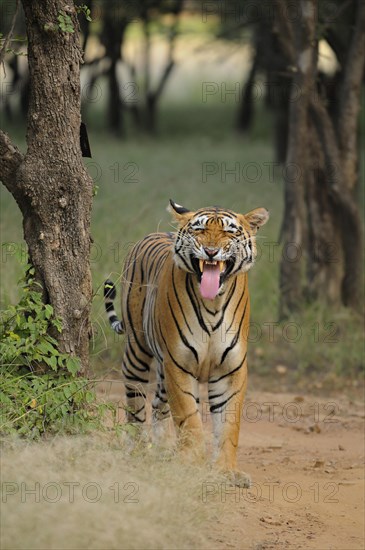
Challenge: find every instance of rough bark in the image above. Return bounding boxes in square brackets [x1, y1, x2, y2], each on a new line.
[305, 123, 344, 305]
[278, 0, 316, 318]
[0, 0, 93, 372]
[278, 0, 364, 315]
[309, 98, 364, 309]
[336, 0, 365, 191]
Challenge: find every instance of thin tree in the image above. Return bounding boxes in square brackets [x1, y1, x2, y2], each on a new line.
[0, 0, 93, 371]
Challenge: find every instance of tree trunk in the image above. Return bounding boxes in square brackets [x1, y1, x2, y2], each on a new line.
[0, 0, 93, 372]
[141, 2, 181, 134]
[279, 0, 316, 318]
[107, 57, 123, 135]
[278, 0, 364, 316]
[145, 93, 157, 135]
[101, 9, 126, 135]
[309, 97, 364, 310]
[305, 125, 344, 305]
[236, 55, 257, 133]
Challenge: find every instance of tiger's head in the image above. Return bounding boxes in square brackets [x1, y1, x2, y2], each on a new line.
[168, 199, 269, 300]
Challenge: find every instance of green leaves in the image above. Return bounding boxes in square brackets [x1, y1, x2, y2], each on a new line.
[57, 4, 92, 34]
[76, 4, 92, 22]
[57, 12, 75, 34]
[64, 356, 80, 376]
[0, 369, 97, 439]
[0, 265, 81, 376]
[0, 265, 101, 439]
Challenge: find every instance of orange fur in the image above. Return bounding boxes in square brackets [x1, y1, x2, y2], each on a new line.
[106, 201, 269, 486]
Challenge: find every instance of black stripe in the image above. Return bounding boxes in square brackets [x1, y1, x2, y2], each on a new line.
[155, 391, 168, 403]
[209, 386, 242, 413]
[208, 391, 225, 399]
[212, 278, 237, 331]
[145, 240, 168, 269]
[122, 363, 149, 384]
[129, 406, 145, 422]
[172, 264, 193, 335]
[126, 390, 147, 399]
[220, 297, 248, 365]
[146, 241, 171, 279]
[185, 274, 210, 336]
[128, 342, 151, 371]
[125, 349, 150, 373]
[168, 295, 199, 363]
[209, 352, 247, 384]
[233, 237, 252, 273]
[159, 322, 196, 378]
[220, 332, 239, 365]
[200, 300, 217, 315]
[149, 247, 170, 280]
[175, 246, 193, 272]
[125, 256, 153, 358]
[226, 287, 246, 333]
[247, 238, 252, 260]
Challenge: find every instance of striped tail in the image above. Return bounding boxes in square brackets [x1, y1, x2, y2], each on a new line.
[104, 280, 124, 334]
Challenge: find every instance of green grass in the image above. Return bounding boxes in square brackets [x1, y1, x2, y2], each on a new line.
[0, 103, 363, 386]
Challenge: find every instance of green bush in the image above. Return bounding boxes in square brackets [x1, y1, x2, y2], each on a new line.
[0, 267, 112, 439]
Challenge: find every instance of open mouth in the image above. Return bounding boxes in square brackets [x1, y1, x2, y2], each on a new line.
[191, 257, 235, 281]
[191, 257, 235, 300]
[198, 259, 225, 274]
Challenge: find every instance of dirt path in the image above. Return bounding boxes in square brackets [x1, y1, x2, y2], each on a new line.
[208, 389, 365, 550]
[98, 381, 364, 549]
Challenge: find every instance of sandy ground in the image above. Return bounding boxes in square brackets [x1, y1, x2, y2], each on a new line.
[99, 381, 365, 550]
[209, 389, 365, 550]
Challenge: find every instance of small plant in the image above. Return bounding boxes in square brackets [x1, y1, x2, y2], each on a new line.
[76, 4, 92, 22]
[57, 11, 75, 34]
[0, 266, 113, 439]
[57, 5, 92, 34]
[0, 266, 80, 373]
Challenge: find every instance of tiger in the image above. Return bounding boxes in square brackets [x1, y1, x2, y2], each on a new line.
[104, 200, 269, 487]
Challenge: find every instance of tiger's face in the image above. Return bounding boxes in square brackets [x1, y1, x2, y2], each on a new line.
[169, 200, 269, 300]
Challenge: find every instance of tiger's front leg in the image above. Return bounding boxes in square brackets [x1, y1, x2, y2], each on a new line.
[164, 362, 205, 461]
[208, 359, 251, 487]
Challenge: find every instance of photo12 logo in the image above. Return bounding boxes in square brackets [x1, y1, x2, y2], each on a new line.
[1, 481, 139, 504]
[201, 480, 340, 504]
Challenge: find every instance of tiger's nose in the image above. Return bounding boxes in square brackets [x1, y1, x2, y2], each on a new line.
[204, 247, 219, 258]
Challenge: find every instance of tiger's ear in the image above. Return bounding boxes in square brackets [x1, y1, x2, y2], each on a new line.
[167, 199, 193, 225]
[243, 208, 269, 232]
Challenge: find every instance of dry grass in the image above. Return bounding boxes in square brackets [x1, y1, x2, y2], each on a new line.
[1, 433, 232, 550]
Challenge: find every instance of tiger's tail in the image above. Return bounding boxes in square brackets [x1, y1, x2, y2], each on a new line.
[104, 280, 124, 335]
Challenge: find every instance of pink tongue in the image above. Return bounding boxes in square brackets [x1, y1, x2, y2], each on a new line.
[200, 263, 221, 300]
